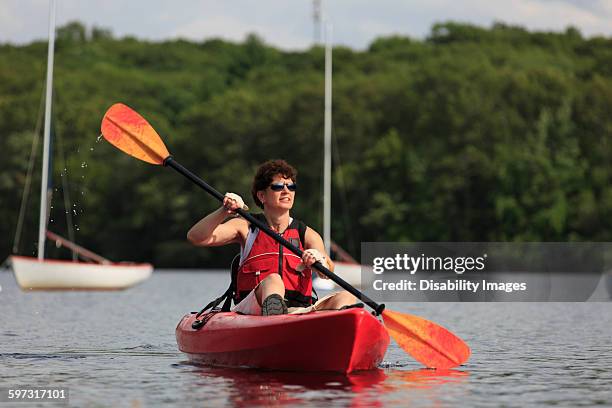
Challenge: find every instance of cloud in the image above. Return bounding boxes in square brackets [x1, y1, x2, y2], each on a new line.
[0, 0, 47, 44]
[171, 11, 311, 49]
[536, 0, 612, 17]
[0, 0, 610, 49]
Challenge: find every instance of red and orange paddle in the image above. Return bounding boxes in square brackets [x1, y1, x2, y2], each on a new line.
[101, 103, 471, 369]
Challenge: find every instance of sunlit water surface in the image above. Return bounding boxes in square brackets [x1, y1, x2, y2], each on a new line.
[1, 271, 611, 407]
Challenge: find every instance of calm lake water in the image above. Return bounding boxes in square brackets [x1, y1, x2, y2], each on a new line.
[1, 270, 611, 407]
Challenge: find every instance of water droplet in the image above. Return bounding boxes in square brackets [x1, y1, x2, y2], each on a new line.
[90, 147, 94, 151]
[76, 227, 80, 231]
[81, 162, 88, 168]
[73, 210, 77, 215]
[96, 134, 103, 143]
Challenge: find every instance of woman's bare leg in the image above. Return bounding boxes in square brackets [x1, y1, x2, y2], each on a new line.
[315, 290, 357, 310]
[255, 273, 285, 305]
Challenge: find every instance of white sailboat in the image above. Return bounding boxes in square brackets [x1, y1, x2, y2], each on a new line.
[9, 0, 152, 290]
[315, 21, 362, 290]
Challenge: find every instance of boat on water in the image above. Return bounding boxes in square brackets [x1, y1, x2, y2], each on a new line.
[9, 0, 152, 291]
[176, 308, 389, 373]
[11, 255, 152, 291]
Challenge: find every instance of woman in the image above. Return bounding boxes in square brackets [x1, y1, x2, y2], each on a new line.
[187, 159, 357, 315]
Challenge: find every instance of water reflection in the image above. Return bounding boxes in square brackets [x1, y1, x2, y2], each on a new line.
[187, 365, 469, 407]
[386, 368, 469, 387]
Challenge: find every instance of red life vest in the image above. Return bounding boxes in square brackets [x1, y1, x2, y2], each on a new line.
[236, 215, 314, 307]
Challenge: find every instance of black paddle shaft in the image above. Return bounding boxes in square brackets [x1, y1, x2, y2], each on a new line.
[164, 156, 385, 315]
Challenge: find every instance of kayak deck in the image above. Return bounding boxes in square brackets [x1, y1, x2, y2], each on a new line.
[176, 308, 389, 373]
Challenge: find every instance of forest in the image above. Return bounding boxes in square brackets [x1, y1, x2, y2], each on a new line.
[1, 21, 611, 267]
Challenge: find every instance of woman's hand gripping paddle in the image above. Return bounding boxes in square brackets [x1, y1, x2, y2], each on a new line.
[100, 102, 471, 369]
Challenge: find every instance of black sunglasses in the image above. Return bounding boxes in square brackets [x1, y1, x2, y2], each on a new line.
[269, 182, 297, 192]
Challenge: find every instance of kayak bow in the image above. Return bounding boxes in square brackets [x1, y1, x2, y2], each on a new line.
[176, 308, 390, 373]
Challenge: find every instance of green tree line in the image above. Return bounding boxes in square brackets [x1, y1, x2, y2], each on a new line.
[1, 21, 611, 267]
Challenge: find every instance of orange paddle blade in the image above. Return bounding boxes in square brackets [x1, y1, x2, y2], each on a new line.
[382, 309, 471, 369]
[101, 103, 170, 165]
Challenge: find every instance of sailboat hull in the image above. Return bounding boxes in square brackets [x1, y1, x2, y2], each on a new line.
[10, 256, 152, 290]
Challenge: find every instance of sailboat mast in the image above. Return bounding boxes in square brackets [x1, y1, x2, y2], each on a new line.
[38, 0, 56, 260]
[323, 22, 332, 255]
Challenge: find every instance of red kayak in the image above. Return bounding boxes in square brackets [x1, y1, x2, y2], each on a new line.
[176, 308, 390, 373]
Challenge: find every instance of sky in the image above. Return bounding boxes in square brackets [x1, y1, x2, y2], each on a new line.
[1, 0, 611, 50]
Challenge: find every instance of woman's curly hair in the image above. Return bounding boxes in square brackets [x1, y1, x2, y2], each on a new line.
[251, 159, 297, 208]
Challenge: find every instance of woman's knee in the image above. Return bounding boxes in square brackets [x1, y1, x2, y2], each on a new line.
[320, 290, 356, 309]
[336, 290, 357, 305]
[256, 273, 285, 301]
[261, 273, 283, 286]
